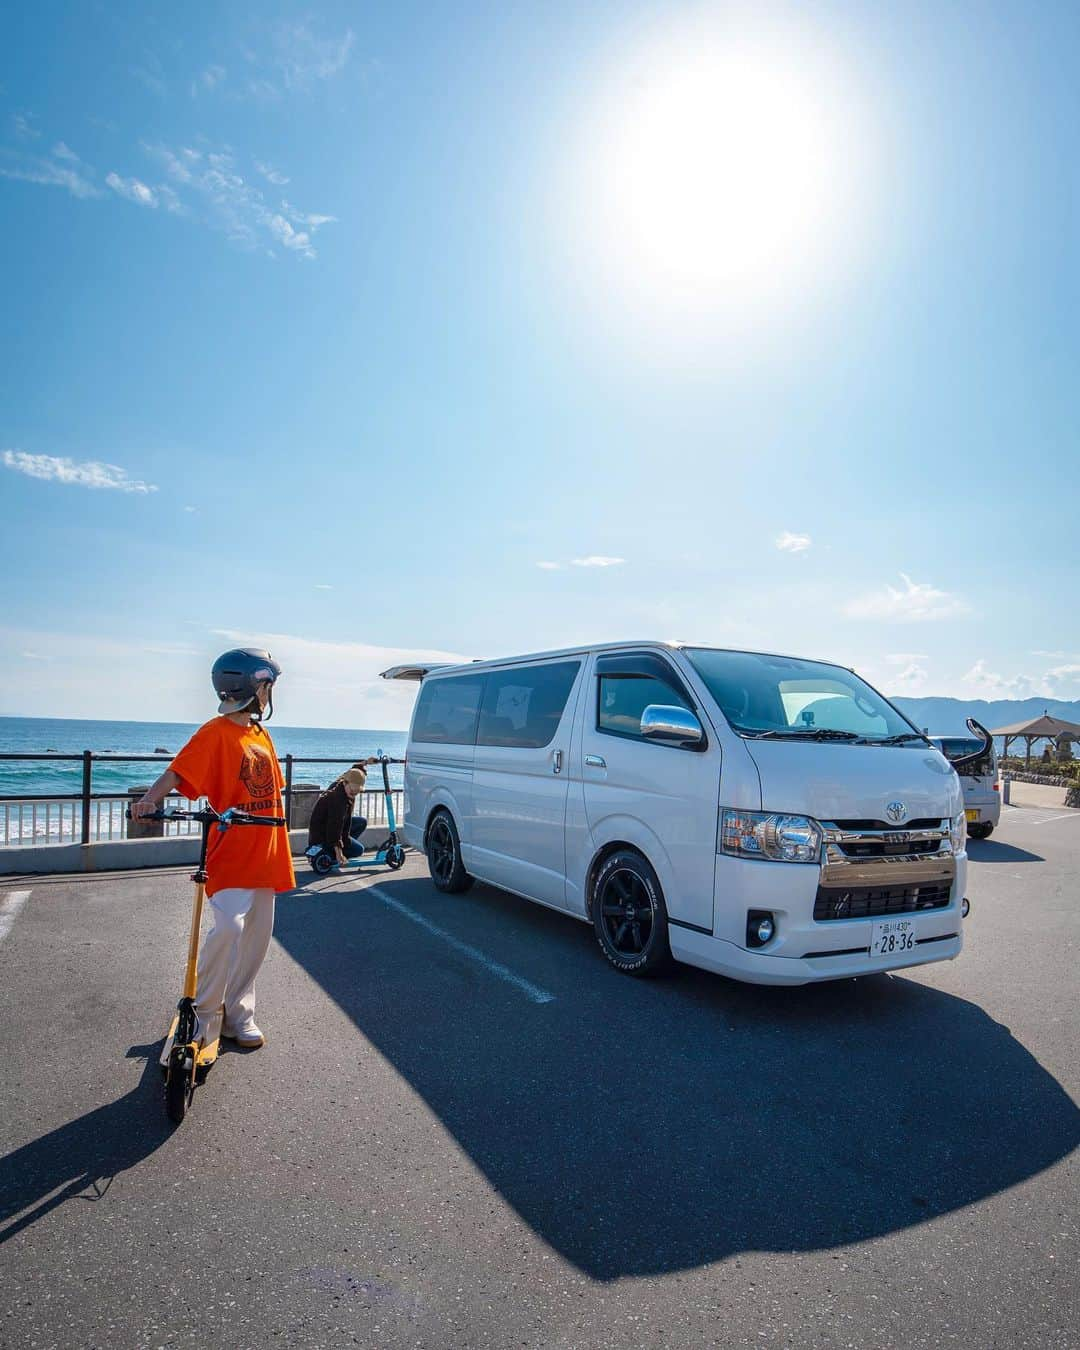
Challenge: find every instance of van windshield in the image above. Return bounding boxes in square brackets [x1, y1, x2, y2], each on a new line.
[684, 649, 922, 743]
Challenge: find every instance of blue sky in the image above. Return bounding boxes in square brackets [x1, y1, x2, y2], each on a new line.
[1, 0, 1077, 727]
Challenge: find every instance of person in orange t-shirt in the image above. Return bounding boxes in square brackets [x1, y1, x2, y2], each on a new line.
[132, 648, 296, 1051]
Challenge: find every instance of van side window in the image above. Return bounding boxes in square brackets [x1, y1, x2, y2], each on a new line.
[412, 676, 485, 744]
[598, 674, 692, 740]
[477, 662, 581, 748]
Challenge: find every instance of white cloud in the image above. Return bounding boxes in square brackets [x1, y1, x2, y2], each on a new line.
[0, 147, 100, 199]
[775, 530, 811, 553]
[106, 172, 158, 207]
[571, 556, 625, 568]
[183, 505, 197, 513]
[193, 64, 227, 95]
[2, 450, 158, 495]
[12, 112, 40, 140]
[885, 652, 929, 664]
[845, 574, 969, 623]
[314, 584, 333, 590]
[890, 661, 929, 691]
[140, 142, 333, 259]
[266, 212, 313, 257]
[536, 561, 562, 571]
[52, 142, 79, 162]
[255, 160, 290, 186]
[270, 22, 354, 89]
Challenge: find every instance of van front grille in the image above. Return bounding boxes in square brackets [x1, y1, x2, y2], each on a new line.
[814, 881, 952, 922]
[835, 837, 940, 859]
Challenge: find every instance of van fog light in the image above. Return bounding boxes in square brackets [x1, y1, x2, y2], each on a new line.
[747, 910, 775, 948]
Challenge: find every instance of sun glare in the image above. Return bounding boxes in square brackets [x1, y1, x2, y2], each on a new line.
[570, 21, 866, 319]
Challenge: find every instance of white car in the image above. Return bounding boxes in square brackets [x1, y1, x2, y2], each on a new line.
[930, 735, 1001, 839]
[383, 642, 968, 986]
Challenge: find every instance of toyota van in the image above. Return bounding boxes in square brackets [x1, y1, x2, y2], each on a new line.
[382, 643, 968, 985]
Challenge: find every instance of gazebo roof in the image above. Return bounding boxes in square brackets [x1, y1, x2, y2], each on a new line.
[991, 712, 1080, 739]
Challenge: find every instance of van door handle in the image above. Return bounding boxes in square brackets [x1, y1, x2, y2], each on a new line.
[553, 750, 563, 774]
[585, 754, 606, 769]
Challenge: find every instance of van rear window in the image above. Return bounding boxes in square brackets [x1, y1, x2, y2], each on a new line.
[412, 676, 485, 745]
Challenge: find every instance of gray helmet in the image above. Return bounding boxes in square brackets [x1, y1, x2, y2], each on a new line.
[211, 648, 282, 719]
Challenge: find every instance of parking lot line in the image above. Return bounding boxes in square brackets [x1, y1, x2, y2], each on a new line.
[0, 889, 31, 944]
[1028, 813, 1077, 825]
[366, 883, 556, 1005]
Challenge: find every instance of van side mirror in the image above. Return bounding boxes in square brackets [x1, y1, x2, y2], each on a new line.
[641, 705, 705, 747]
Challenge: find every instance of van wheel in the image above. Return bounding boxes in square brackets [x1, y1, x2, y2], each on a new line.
[426, 810, 474, 893]
[591, 851, 672, 976]
[969, 822, 992, 839]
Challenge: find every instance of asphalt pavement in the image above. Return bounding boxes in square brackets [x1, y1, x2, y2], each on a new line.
[1, 803, 1077, 1349]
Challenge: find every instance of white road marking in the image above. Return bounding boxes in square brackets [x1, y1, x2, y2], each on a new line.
[366, 883, 556, 1005]
[1029, 813, 1077, 826]
[0, 890, 31, 944]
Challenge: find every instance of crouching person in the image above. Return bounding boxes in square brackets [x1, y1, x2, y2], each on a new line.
[308, 764, 375, 869]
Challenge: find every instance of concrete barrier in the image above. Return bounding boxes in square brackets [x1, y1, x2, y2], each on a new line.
[0, 825, 401, 877]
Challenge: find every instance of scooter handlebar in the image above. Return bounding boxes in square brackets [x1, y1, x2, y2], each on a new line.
[126, 806, 286, 827]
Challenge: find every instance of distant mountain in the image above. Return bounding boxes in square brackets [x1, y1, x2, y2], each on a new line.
[890, 695, 1080, 736]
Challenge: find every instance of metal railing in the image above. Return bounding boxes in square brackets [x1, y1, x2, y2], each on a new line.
[0, 751, 404, 848]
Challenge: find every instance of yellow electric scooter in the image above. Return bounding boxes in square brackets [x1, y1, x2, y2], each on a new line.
[129, 804, 285, 1124]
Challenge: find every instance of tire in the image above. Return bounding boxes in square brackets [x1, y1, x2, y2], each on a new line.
[386, 843, 406, 871]
[969, 822, 992, 840]
[165, 1048, 194, 1124]
[591, 850, 672, 976]
[311, 850, 334, 876]
[426, 810, 474, 893]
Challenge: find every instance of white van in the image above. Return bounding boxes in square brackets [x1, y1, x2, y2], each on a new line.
[383, 643, 968, 986]
[929, 735, 1000, 839]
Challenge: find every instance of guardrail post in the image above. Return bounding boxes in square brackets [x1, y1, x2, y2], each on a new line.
[284, 754, 293, 827]
[80, 751, 92, 845]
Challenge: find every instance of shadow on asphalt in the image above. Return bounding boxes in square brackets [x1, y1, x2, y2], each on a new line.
[967, 839, 1044, 864]
[271, 872, 1080, 1281]
[0, 1044, 171, 1244]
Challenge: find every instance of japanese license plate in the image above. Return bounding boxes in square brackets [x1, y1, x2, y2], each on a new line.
[870, 918, 917, 958]
[965, 809, 978, 822]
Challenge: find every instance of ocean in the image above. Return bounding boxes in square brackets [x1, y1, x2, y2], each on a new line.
[0, 717, 408, 798]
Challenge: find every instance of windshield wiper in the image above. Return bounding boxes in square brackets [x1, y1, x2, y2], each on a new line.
[742, 728, 863, 742]
[872, 732, 929, 746]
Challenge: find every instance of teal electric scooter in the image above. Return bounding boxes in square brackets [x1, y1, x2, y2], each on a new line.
[305, 752, 406, 876]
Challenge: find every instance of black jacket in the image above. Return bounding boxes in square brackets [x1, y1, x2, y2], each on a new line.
[308, 781, 353, 852]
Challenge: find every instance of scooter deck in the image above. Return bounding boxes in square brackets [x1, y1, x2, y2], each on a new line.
[159, 1010, 222, 1070]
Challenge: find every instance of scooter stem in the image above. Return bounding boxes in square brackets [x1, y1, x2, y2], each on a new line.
[182, 881, 206, 1001]
[182, 819, 213, 1001]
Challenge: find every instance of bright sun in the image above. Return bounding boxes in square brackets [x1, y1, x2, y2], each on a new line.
[573, 22, 864, 314]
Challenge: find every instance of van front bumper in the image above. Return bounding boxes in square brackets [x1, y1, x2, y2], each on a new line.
[672, 850, 967, 986]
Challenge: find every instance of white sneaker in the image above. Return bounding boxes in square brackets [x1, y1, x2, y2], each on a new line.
[223, 1021, 265, 1049]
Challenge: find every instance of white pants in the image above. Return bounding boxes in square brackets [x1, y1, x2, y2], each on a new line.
[195, 887, 276, 1043]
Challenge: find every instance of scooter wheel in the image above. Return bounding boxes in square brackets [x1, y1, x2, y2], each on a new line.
[165, 1050, 194, 1124]
[386, 844, 406, 871]
[312, 851, 335, 876]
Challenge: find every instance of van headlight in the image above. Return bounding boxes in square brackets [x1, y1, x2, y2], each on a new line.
[720, 810, 822, 862]
[949, 811, 966, 852]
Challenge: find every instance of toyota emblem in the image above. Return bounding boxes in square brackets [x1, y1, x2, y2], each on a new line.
[885, 801, 906, 823]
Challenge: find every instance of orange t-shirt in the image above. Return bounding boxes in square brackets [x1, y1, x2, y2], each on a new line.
[170, 718, 296, 898]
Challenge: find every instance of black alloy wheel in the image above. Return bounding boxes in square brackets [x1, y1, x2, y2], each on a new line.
[592, 850, 671, 975]
[426, 811, 473, 893]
